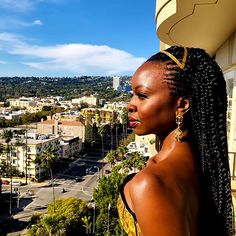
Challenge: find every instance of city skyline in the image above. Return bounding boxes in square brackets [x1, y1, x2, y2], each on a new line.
[0, 0, 160, 77]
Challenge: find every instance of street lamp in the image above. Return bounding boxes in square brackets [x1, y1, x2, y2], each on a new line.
[92, 203, 96, 235]
[107, 202, 111, 236]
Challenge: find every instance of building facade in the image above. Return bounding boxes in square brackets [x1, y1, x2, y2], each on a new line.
[37, 119, 85, 142]
[113, 76, 121, 90]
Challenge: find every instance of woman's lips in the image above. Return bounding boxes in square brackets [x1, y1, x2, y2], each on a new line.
[128, 117, 140, 128]
[129, 121, 140, 128]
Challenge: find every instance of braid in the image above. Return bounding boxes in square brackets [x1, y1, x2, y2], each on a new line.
[147, 46, 234, 236]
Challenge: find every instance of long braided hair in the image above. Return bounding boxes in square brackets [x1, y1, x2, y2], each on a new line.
[147, 46, 233, 236]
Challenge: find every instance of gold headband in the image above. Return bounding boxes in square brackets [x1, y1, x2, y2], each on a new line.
[161, 47, 187, 69]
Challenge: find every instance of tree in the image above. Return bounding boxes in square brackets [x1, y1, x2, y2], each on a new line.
[1, 130, 13, 144]
[105, 150, 116, 168]
[98, 125, 106, 158]
[35, 145, 57, 213]
[116, 145, 128, 162]
[119, 132, 135, 147]
[121, 107, 128, 140]
[1, 129, 13, 214]
[123, 151, 146, 173]
[81, 216, 92, 235]
[27, 197, 91, 236]
[109, 121, 115, 150]
[0, 142, 4, 194]
[115, 120, 119, 150]
[0, 143, 4, 156]
[93, 169, 127, 236]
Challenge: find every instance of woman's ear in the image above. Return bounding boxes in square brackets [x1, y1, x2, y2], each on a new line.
[176, 97, 190, 114]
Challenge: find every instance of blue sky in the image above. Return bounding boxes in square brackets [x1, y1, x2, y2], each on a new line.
[0, 0, 160, 77]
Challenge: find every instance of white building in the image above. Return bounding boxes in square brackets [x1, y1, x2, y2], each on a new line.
[113, 76, 120, 90]
[72, 95, 98, 107]
[0, 136, 60, 179]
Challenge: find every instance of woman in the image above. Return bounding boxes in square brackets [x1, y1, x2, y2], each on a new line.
[117, 46, 234, 235]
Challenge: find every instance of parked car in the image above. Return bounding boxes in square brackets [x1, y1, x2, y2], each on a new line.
[1, 180, 10, 185]
[75, 176, 84, 182]
[11, 181, 22, 186]
[86, 166, 96, 175]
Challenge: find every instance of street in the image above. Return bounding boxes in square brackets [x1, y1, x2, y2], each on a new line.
[1, 158, 107, 236]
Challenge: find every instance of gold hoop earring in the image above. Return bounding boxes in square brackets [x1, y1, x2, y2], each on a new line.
[174, 115, 183, 142]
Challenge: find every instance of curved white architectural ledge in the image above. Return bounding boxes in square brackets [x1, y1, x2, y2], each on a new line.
[156, 0, 236, 55]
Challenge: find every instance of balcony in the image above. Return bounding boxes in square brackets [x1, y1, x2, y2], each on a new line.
[156, 0, 236, 55]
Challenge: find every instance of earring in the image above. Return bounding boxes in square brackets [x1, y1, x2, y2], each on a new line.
[174, 115, 183, 142]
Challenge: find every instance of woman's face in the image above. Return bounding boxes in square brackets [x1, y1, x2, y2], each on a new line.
[128, 62, 178, 138]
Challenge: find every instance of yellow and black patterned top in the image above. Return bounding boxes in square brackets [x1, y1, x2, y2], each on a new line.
[117, 173, 142, 236]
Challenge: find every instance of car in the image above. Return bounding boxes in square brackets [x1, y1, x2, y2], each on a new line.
[1, 180, 10, 185]
[86, 167, 97, 174]
[11, 181, 22, 186]
[75, 176, 84, 182]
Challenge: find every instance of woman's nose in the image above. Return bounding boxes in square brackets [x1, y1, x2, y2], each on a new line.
[127, 102, 137, 113]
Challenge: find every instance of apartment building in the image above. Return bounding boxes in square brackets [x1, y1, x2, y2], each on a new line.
[60, 136, 82, 159]
[72, 95, 98, 107]
[81, 108, 116, 124]
[0, 132, 82, 179]
[0, 136, 60, 178]
[37, 119, 85, 142]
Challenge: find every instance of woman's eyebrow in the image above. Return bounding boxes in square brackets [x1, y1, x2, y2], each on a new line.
[134, 85, 152, 91]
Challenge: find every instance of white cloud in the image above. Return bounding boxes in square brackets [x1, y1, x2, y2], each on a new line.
[0, 33, 146, 75]
[0, 17, 43, 29]
[33, 20, 43, 25]
[0, 0, 33, 11]
[0, 60, 7, 64]
[0, 0, 64, 12]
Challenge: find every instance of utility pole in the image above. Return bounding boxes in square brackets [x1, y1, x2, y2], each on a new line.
[107, 203, 111, 236]
[25, 126, 28, 185]
[9, 144, 12, 215]
[92, 203, 96, 235]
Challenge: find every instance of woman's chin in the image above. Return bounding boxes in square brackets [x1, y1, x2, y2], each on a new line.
[134, 129, 148, 136]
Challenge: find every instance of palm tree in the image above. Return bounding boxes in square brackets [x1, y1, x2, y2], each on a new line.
[109, 121, 115, 150]
[121, 108, 128, 140]
[1, 130, 13, 214]
[0, 142, 4, 194]
[116, 145, 128, 162]
[35, 145, 57, 213]
[14, 138, 23, 175]
[98, 125, 106, 159]
[115, 120, 120, 149]
[81, 215, 92, 235]
[105, 150, 116, 168]
[1, 130, 13, 167]
[0, 142, 4, 156]
[128, 151, 146, 173]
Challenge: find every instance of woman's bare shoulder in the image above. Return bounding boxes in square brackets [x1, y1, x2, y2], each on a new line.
[129, 165, 172, 201]
[127, 166, 192, 235]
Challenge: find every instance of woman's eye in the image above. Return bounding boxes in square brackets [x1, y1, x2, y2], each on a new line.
[137, 92, 147, 99]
